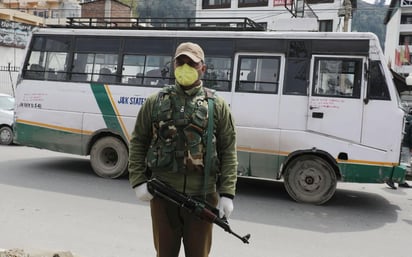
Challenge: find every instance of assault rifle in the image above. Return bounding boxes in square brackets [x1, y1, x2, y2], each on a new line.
[147, 178, 251, 244]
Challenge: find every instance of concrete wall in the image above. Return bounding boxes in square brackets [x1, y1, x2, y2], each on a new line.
[384, 8, 400, 70]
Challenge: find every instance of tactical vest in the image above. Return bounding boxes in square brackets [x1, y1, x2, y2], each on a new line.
[147, 85, 219, 174]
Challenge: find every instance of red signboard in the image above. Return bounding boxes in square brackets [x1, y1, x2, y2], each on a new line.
[274, 0, 293, 6]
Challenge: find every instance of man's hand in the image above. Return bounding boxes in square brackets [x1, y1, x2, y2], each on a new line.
[217, 196, 234, 218]
[134, 182, 154, 201]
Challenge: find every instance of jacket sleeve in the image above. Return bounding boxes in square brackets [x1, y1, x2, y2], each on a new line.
[214, 96, 238, 197]
[128, 94, 156, 188]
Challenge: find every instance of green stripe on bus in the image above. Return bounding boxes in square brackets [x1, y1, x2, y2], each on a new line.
[14, 122, 88, 155]
[337, 162, 401, 183]
[90, 83, 125, 139]
[237, 152, 405, 183]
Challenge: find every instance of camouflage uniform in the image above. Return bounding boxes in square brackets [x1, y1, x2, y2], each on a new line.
[128, 82, 237, 257]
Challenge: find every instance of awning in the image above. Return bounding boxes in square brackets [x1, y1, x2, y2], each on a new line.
[0, 9, 43, 26]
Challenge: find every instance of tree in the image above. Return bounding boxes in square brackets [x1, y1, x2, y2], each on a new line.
[351, 1, 388, 49]
[118, 0, 138, 16]
[137, 0, 196, 19]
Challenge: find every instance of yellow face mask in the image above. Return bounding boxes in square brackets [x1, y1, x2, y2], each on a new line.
[174, 64, 199, 87]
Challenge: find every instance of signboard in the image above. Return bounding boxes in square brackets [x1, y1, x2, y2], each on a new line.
[0, 19, 33, 49]
[274, 0, 293, 6]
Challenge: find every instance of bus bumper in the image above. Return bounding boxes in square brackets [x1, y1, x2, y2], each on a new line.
[392, 164, 408, 183]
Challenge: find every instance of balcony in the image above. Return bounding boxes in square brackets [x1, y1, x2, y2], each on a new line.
[399, 23, 412, 32]
[401, 0, 412, 7]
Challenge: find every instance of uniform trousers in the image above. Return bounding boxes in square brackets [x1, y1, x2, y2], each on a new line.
[150, 192, 219, 257]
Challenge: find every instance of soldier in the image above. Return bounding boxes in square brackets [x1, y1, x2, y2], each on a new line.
[128, 42, 238, 257]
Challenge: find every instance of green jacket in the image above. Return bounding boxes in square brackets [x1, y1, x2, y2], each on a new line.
[128, 83, 237, 197]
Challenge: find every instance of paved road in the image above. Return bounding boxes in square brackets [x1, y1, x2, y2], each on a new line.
[1, 145, 412, 257]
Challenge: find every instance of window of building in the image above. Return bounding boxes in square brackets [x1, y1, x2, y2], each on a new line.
[399, 35, 412, 45]
[202, 0, 231, 9]
[33, 10, 49, 18]
[319, 20, 333, 32]
[238, 0, 269, 8]
[401, 15, 412, 24]
[306, 0, 333, 3]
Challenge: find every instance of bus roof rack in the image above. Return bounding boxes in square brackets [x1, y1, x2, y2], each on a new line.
[58, 17, 266, 31]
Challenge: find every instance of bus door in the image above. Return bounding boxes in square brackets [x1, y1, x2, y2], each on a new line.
[361, 60, 404, 152]
[230, 53, 284, 178]
[307, 56, 365, 143]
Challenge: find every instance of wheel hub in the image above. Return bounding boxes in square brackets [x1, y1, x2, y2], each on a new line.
[305, 176, 314, 185]
[298, 169, 321, 191]
[102, 148, 118, 166]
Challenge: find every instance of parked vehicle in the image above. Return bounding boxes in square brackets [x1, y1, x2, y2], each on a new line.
[0, 93, 15, 145]
[14, 24, 407, 204]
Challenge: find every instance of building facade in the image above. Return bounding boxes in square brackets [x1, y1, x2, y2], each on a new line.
[81, 0, 131, 17]
[384, 0, 412, 75]
[195, 0, 355, 32]
[0, 0, 81, 26]
[384, 0, 412, 107]
[0, 0, 133, 94]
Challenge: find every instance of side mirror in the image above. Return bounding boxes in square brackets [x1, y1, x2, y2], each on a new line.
[406, 73, 412, 86]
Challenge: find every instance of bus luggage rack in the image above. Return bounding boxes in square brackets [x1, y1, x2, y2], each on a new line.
[65, 17, 266, 31]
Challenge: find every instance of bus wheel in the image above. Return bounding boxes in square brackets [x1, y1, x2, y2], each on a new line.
[90, 136, 128, 179]
[0, 126, 13, 145]
[283, 155, 337, 205]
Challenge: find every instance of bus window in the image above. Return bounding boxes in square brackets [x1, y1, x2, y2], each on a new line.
[26, 52, 45, 80]
[312, 57, 362, 98]
[24, 36, 70, 81]
[283, 59, 309, 95]
[236, 56, 280, 93]
[122, 54, 172, 86]
[71, 53, 89, 82]
[368, 61, 390, 100]
[95, 54, 117, 83]
[122, 55, 145, 85]
[70, 37, 120, 83]
[142, 55, 172, 87]
[283, 40, 310, 95]
[71, 53, 118, 83]
[204, 57, 232, 91]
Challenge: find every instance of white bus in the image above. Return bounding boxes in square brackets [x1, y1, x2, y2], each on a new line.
[14, 26, 407, 204]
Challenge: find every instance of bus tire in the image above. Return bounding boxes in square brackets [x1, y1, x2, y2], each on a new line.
[90, 136, 128, 179]
[0, 126, 13, 145]
[283, 155, 337, 205]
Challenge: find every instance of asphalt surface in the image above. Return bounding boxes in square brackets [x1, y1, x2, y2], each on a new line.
[1, 145, 412, 257]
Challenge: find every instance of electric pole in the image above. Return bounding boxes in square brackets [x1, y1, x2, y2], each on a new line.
[343, 0, 352, 32]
